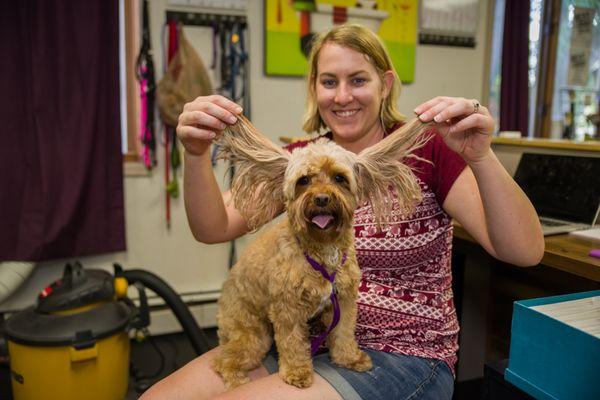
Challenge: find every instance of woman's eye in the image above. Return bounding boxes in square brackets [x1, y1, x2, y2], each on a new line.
[353, 77, 366, 85]
[321, 79, 336, 88]
[297, 176, 310, 185]
[334, 174, 346, 183]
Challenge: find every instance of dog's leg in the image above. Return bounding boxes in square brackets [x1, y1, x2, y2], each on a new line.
[271, 312, 314, 388]
[212, 316, 272, 389]
[325, 290, 373, 372]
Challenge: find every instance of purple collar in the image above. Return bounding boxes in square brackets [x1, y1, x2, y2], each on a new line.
[303, 251, 347, 355]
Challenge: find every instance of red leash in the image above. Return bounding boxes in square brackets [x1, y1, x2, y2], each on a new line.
[165, 20, 179, 228]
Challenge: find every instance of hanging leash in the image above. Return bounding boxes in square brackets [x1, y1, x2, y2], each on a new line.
[303, 251, 347, 355]
[135, 0, 157, 170]
[207, 18, 249, 267]
[164, 19, 180, 228]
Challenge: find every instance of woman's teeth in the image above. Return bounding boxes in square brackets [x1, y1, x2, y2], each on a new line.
[334, 110, 358, 117]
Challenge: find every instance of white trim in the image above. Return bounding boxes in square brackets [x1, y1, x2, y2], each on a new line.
[119, 0, 129, 153]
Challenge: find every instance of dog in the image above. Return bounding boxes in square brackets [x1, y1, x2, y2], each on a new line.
[211, 116, 430, 389]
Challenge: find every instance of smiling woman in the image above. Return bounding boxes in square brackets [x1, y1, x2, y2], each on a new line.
[303, 25, 401, 154]
[146, 21, 544, 400]
[314, 44, 391, 152]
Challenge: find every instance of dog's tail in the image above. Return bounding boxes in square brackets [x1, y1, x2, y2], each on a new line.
[355, 118, 433, 228]
[217, 115, 290, 231]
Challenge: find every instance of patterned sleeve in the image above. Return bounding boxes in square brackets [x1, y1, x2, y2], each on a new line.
[430, 131, 467, 205]
[412, 130, 467, 206]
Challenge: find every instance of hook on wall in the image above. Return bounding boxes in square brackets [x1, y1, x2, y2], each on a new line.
[165, 10, 247, 27]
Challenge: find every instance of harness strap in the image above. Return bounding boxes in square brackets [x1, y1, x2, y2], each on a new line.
[303, 252, 347, 355]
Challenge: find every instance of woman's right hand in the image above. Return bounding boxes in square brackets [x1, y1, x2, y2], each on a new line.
[176, 95, 243, 157]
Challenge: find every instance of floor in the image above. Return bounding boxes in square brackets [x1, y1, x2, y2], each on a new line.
[1, 329, 483, 399]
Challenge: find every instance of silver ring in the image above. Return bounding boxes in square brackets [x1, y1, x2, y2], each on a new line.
[472, 100, 480, 114]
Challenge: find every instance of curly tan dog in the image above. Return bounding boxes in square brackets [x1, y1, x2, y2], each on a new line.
[212, 116, 430, 389]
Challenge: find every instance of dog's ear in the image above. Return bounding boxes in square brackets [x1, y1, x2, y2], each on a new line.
[354, 118, 432, 228]
[217, 115, 290, 231]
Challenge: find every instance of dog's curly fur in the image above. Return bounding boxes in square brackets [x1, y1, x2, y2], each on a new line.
[211, 116, 431, 389]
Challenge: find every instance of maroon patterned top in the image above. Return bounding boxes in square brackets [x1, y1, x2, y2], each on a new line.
[286, 127, 466, 374]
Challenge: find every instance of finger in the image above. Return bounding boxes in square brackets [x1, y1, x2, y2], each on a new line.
[179, 110, 227, 130]
[183, 95, 242, 117]
[431, 100, 473, 123]
[201, 101, 241, 125]
[207, 95, 243, 115]
[476, 104, 491, 117]
[414, 96, 451, 115]
[417, 100, 451, 122]
[447, 113, 493, 135]
[177, 125, 219, 141]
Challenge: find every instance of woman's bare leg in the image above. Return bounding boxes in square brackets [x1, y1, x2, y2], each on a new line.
[212, 373, 343, 400]
[139, 346, 267, 400]
[139, 345, 342, 400]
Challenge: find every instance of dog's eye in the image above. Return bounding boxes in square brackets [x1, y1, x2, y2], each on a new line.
[297, 176, 310, 186]
[334, 174, 346, 184]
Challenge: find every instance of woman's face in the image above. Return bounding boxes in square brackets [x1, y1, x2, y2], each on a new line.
[315, 43, 391, 148]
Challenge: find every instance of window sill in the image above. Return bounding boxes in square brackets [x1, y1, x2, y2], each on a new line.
[492, 137, 600, 152]
[123, 154, 151, 177]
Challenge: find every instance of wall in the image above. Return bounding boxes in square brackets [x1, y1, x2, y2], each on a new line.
[3, 0, 492, 331]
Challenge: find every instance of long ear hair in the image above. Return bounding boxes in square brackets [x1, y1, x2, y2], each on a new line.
[216, 115, 290, 230]
[355, 118, 433, 228]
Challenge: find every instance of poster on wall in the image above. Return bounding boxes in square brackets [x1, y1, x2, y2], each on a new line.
[264, 0, 418, 83]
[568, 7, 596, 87]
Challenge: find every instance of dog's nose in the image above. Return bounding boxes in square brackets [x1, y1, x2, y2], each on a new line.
[314, 194, 330, 207]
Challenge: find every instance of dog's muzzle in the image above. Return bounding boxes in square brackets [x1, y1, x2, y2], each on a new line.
[309, 193, 338, 229]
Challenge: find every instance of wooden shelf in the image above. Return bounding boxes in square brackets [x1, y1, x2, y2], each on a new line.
[492, 137, 600, 152]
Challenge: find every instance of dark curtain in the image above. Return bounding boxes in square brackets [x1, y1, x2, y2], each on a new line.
[500, 0, 531, 137]
[0, 0, 125, 261]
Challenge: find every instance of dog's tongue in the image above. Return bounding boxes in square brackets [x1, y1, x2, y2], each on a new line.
[312, 214, 334, 229]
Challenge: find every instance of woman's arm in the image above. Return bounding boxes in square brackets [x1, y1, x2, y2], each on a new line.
[177, 95, 250, 244]
[183, 153, 250, 244]
[415, 97, 544, 266]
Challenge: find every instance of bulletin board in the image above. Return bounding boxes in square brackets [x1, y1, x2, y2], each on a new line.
[264, 0, 418, 83]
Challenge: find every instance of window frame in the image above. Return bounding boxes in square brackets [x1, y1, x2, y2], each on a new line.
[123, 0, 142, 164]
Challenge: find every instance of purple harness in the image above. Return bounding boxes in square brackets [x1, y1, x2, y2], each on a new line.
[303, 251, 347, 355]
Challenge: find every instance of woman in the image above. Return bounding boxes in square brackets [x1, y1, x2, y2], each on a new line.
[142, 24, 544, 400]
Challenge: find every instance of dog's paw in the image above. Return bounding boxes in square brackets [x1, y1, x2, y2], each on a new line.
[212, 357, 250, 389]
[219, 370, 251, 390]
[279, 365, 313, 388]
[334, 350, 373, 372]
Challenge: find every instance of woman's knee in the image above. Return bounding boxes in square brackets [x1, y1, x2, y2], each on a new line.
[139, 346, 225, 400]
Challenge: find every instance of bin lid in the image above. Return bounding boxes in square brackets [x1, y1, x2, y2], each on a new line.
[4, 301, 136, 347]
[36, 262, 115, 313]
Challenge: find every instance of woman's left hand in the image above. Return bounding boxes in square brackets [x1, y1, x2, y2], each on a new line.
[414, 97, 496, 164]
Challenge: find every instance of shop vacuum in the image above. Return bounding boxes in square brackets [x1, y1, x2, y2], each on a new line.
[3, 262, 211, 400]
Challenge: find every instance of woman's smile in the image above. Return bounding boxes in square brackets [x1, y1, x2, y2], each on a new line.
[332, 109, 360, 118]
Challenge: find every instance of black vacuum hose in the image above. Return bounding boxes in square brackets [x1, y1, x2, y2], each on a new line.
[120, 268, 212, 356]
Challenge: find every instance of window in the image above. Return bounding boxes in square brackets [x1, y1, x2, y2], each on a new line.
[488, 0, 600, 140]
[550, 0, 600, 139]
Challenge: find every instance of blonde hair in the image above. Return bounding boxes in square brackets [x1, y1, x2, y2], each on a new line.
[302, 23, 404, 134]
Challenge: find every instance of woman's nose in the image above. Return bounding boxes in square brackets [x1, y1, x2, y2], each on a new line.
[334, 83, 353, 104]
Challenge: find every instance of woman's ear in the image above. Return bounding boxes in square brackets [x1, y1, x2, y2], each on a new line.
[217, 115, 290, 230]
[381, 70, 395, 99]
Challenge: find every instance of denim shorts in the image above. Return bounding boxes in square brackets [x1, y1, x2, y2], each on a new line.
[263, 348, 454, 400]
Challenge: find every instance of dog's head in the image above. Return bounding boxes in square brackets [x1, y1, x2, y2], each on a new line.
[217, 116, 431, 241]
[283, 139, 358, 241]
